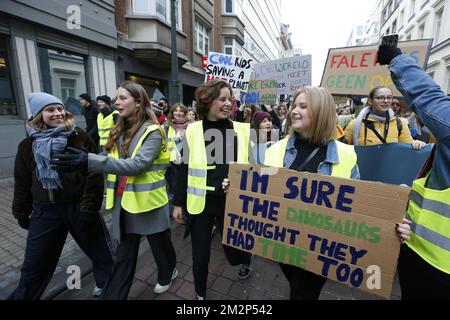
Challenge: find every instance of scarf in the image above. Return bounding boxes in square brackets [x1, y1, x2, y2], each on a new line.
[171, 117, 189, 130]
[28, 125, 74, 189]
[352, 106, 394, 146]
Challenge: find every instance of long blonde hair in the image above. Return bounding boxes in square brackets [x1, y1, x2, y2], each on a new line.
[104, 81, 165, 156]
[288, 87, 337, 146]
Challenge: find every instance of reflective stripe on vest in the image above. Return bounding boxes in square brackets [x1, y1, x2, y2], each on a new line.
[105, 124, 169, 213]
[167, 126, 178, 161]
[264, 138, 356, 179]
[185, 121, 250, 215]
[405, 175, 450, 274]
[97, 111, 119, 147]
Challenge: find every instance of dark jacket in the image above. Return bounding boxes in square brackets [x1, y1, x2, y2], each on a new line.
[84, 103, 99, 144]
[12, 127, 104, 220]
[172, 118, 238, 207]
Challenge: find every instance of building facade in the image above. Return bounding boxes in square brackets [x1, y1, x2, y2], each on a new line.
[0, 0, 117, 178]
[379, 0, 450, 94]
[0, 0, 293, 178]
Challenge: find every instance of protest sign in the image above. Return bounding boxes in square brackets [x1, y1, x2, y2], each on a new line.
[320, 39, 432, 96]
[204, 52, 254, 92]
[240, 80, 278, 105]
[356, 143, 433, 186]
[224, 163, 411, 298]
[252, 55, 312, 95]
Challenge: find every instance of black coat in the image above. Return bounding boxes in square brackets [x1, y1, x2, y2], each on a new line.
[12, 127, 104, 220]
[83, 103, 99, 145]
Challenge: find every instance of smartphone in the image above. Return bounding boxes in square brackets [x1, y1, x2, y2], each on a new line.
[381, 34, 399, 47]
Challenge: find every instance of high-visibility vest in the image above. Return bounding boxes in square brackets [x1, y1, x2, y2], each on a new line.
[97, 110, 119, 147]
[105, 124, 169, 213]
[264, 137, 356, 178]
[405, 174, 450, 274]
[167, 126, 179, 162]
[185, 120, 250, 215]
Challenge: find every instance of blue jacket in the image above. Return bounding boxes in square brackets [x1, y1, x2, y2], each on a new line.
[283, 136, 360, 179]
[389, 54, 450, 190]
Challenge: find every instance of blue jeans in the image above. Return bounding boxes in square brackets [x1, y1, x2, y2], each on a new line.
[8, 203, 113, 300]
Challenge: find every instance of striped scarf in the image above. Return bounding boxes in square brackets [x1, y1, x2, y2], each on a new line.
[28, 125, 74, 189]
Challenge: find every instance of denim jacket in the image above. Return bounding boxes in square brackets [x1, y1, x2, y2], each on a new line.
[284, 136, 360, 179]
[390, 54, 450, 190]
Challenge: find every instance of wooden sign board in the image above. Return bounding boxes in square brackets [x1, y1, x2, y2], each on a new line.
[223, 163, 411, 298]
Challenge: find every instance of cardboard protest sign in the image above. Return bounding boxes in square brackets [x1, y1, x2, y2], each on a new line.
[240, 80, 278, 105]
[223, 163, 411, 298]
[205, 52, 254, 92]
[320, 39, 432, 96]
[356, 143, 433, 186]
[252, 55, 312, 95]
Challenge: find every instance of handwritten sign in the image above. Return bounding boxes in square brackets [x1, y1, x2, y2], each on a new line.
[240, 80, 278, 105]
[320, 39, 432, 96]
[205, 52, 254, 92]
[224, 163, 411, 299]
[252, 55, 312, 95]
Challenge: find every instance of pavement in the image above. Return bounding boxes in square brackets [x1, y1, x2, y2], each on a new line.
[0, 178, 401, 301]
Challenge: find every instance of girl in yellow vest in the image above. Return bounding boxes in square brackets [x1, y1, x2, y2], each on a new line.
[224, 86, 411, 300]
[165, 103, 189, 197]
[344, 86, 426, 150]
[172, 79, 253, 300]
[51, 81, 177, 299]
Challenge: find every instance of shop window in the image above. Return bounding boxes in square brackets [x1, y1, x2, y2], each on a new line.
[38, 46, 88, 115]
[0, 37, 17, 116]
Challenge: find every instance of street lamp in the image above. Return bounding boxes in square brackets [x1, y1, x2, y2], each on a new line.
[170, 0, 180, 105]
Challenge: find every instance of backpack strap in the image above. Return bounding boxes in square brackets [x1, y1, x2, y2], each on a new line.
[396, 117, 403, 137]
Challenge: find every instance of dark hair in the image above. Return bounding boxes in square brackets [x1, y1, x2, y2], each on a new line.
[194, 79, 233, 118]
[159, 98, 169, 104]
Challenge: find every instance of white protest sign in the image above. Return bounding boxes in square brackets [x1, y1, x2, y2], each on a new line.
[205, 52, 254, 92]
[252, 55, 312, 95]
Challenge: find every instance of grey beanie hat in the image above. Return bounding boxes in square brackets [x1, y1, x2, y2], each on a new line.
[28, 92, 64, 118]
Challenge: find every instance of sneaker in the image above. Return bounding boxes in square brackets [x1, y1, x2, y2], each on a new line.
[196, 294, 205, 300]
[92, 286, 103, 297]
[210, 224, 217, 239]
[238, 256, 253, 280]
[154, 268, 178, 294]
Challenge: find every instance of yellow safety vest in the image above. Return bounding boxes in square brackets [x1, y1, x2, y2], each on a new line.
[167, 126, 179, 162]
[97, 110, 119, 147]
[105, 124, 169, 213]
[264, 137, 356, 178]
[405, 174, 450, 274]
[185, 121, 250, 215]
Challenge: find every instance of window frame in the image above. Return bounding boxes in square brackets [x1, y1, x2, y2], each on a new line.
[195, 19, 210, 55]
[0, 35, 18, 116]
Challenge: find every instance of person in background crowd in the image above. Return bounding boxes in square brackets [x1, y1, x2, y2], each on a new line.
[391, 98, 401, 116]
[407, 112, 435, 144]
[79, 93, 99, 148]
[187, 108, 198, 123]
[344, 86, 426, 150]
[9, 92, 112, 300]
[96, 95, 119, 150]
[251, 111, 276, 165]
[224, 86, 411, 299]
[159, 98, 170, 117]
[236, 104, 257, 123]
[166, 103, 189, 198]
[51, 81, 177, 299]
[378, 44, 450, 300]
[172, 79, 253, 300]
[151, 99, 169, 130]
